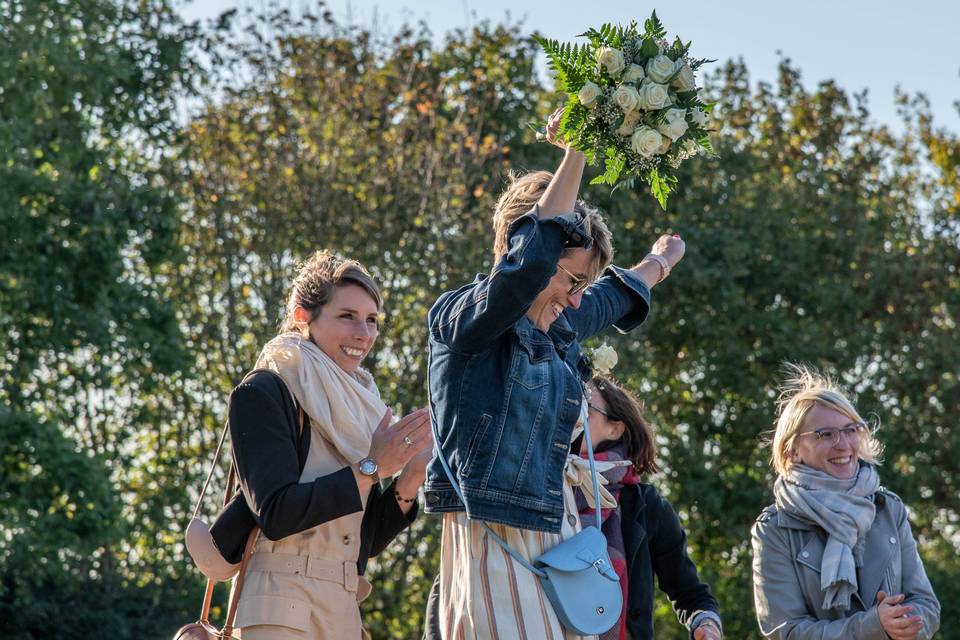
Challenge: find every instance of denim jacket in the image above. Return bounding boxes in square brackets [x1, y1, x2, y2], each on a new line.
[423, 208, 651, 532]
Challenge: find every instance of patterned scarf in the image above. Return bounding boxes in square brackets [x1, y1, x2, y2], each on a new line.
[774, 462, 880, 610]
[255, 332, 387, 464]
[574, 443, 640, 640]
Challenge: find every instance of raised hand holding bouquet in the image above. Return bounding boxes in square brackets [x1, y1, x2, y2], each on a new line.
[535, 12, 716, 208]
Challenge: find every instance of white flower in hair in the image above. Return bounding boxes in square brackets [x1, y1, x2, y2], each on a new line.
[590, 343, 619, 376]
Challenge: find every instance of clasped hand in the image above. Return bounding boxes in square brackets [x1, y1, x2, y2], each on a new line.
[877, 590, 924, 640]
[367, 407, 433, 479]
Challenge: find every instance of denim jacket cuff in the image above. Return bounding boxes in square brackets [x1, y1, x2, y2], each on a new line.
[604, 265, 651, 332]
[507, 205, 592, 251]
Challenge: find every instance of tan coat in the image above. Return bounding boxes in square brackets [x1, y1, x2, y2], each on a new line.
[235, 425, 372, 640]
[751, 488, 940, 639]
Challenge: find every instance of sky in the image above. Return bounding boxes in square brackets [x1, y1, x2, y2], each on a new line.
[178, 0, 960, 134]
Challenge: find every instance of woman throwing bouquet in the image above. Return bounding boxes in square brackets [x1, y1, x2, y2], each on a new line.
[423, 108, 686, 639]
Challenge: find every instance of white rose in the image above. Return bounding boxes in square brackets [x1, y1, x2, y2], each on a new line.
[622, 64, 645, 83]
[637, 81, 671, 111]
[645, 54, 679, 84]
[612, 84, 640, 113]
[657, 108, 689, 141]
[656, 137, 671, 155]
[690, 107, 708, 127]
[591, 343, 619, 375]
[578, 81, 602, 107]
[631, 126, 663, 158]
[615, 110, 642, 137]
[672, 62, 696, 91]
[596, 47, 625, 77]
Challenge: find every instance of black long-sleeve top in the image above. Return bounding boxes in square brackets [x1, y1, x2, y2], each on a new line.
[619, 483, 721, 640]
[209, 369, 417, 573]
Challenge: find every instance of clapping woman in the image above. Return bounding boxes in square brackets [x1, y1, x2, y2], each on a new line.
[227, 250, 433, 639]
[751, 364, 940, 640]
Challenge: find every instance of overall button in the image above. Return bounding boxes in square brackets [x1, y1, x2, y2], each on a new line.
[801, 551, 810, 558]
[889, 536, 897, 544]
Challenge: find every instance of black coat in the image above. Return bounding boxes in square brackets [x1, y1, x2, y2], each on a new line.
[619, 483, 719, 640]
[209, 369, 416, 573]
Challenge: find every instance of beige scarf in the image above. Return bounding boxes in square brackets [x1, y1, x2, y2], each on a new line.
[255, 332, 386, 464]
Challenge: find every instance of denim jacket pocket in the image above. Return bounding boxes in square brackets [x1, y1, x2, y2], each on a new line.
[461, 413, 494, 479]
[511, 339, 553, 390]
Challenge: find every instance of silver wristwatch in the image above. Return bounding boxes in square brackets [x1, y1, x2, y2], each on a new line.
[358, 457, 379, 482]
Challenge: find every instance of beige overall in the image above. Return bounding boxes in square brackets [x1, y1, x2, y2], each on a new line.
[235, 423, 372, 639]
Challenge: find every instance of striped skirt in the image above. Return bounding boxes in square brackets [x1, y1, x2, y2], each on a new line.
[437, 480, 596, 640]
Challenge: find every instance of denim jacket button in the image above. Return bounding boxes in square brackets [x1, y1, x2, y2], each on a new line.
[801, 551, 810, 558]
[889, 536, 896, 544]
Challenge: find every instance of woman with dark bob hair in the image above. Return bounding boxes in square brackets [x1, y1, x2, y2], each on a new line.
[224, 250, 433, 638]
[751, 364, 939, 639]
[579, 376, 722, 640]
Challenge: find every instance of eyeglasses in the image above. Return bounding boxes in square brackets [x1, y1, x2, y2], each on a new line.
[556, 263, 590, 296]
[795, 422, 867, 447]
[587, 402, 609, 418]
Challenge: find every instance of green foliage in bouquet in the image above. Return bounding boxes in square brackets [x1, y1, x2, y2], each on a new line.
[535, 12, 717, 208]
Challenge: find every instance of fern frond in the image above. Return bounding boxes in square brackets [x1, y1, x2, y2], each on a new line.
[689, 57, 716, 71]
[644, 11, 667, 39]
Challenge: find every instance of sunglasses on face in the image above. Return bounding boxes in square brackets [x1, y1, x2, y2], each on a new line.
[795, 422, 867, 447]
[556, 263, 590, 296]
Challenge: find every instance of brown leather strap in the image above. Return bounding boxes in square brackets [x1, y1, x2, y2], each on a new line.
[196, 400, 306, 632]
[221, 526, 259, 637]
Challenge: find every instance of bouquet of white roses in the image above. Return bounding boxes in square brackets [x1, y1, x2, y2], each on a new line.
[534, 12, 716, 209]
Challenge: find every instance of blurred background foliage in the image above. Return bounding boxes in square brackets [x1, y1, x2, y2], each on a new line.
[1, 1, 957, 638]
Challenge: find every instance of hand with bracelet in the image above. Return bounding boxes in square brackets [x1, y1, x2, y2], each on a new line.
[354, 406, 433, 514]
[635, 232, 685, 289]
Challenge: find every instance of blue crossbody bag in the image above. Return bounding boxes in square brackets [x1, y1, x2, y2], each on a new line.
[431, 397, 622, 635]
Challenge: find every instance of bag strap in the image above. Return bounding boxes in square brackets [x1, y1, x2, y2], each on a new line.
[192, 418, 233, 521]
[197, 400, 307, 628]
[429, 362, 603, 578]
[220, 524, 260, 638]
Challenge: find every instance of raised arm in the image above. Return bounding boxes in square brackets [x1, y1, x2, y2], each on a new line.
[538, 107, 587, 219]
[563, 231, 683, 341]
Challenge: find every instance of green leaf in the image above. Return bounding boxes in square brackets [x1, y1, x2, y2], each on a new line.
[644, 11, 667, 39]
[639, 37, 659, 59]
[648, 167, 674, 209]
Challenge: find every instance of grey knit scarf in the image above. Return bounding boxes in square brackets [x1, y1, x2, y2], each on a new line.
[773, 462, 880, 610]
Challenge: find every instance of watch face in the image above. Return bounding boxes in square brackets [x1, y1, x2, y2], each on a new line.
[359, 458, 378, 476]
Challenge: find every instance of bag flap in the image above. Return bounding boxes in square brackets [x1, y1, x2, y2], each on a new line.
[534, 526, 614, 577]
[185, 517, 241, 582]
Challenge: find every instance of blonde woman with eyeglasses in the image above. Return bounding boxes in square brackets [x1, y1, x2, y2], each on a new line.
[751, 364, 940, 640]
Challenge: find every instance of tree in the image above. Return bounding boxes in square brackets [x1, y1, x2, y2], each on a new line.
[579, 58, 960, 637]
[169, 6, 555, 638]
[0, 0, 199, 636]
